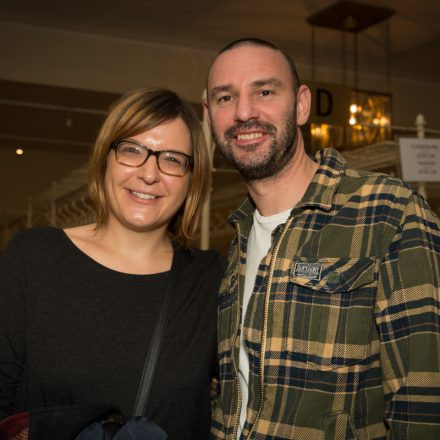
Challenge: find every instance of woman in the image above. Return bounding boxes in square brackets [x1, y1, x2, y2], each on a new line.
[0, 88, 225, 439]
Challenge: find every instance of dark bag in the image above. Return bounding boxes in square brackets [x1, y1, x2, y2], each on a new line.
[75, 417, 166, 440]
[0, 405, 167, 440]
[0, 404, 119, 440]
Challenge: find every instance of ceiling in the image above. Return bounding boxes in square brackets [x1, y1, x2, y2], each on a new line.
[1, 0, 439, 83]
[1, 0, 440, 241]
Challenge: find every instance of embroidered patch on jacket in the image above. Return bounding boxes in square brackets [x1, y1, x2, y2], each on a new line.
[292, 262, 322, 281]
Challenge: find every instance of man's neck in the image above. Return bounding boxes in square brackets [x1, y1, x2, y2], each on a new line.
[246, 140, 318, 217]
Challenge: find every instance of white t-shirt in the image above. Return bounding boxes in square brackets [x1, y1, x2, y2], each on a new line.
[238, 207, 291, 434]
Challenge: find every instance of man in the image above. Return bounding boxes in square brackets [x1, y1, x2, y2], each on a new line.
[204, 38, 440, 439]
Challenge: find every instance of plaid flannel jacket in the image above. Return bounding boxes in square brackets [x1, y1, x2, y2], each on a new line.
[211, 148, 440, 440]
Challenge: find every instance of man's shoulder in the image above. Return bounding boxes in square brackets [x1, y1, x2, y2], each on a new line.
[342, 165, 416, 200]
[344, 165, 403, 184]
[313, 148, 419, 208]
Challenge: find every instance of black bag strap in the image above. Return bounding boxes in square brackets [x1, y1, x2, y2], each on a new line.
[132, 248, 181, 417]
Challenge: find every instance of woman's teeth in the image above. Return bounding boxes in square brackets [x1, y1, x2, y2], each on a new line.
[130, 191, 156, 199]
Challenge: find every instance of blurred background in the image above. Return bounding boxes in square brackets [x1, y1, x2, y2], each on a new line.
[1, 0, 439, 253]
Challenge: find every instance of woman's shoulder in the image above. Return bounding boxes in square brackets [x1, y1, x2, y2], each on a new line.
[176, 247, 226, 298]
[1, 227, 67, 271]
[179, 246, 227, 273]
[5, 226, 63, 250]
[182, 246, 225, 262]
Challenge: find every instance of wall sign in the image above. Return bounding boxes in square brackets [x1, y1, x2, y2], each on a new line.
[399, 137, 440, 182]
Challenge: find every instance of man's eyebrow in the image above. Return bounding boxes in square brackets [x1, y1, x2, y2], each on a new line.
[208, 78, 285, 100]
[209, 85, 233, 99]
[252, 78, 284, 88]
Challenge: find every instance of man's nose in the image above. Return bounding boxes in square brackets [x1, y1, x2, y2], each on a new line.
[234, 94, 259, 122]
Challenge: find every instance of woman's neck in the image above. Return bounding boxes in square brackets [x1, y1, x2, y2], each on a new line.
[65, 221, 174, 275]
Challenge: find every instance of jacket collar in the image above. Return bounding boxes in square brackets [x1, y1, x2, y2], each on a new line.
[229, 148, 346, 226]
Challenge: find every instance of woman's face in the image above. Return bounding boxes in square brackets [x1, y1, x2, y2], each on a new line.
[104, 117, 192, 234]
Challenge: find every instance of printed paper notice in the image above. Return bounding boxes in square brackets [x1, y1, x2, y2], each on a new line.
[399, 138, 440, 182]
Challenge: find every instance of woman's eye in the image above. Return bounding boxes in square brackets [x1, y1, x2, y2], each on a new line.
[163, 154, 184, 165]
[164, 155, 177, 162]
[120, 144, 141, 154]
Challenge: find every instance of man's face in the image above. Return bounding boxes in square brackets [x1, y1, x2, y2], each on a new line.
[206, 45, 298, 181]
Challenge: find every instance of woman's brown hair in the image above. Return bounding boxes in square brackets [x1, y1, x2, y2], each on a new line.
[89, 88, 210, 247]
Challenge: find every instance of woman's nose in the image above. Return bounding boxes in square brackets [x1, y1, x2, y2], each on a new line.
[137, 154, 161, 184]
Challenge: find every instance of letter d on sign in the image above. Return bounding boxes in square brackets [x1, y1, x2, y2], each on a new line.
[317, 88, 333, 117]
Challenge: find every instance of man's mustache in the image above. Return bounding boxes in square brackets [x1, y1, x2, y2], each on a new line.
[224, 119, 277, 140]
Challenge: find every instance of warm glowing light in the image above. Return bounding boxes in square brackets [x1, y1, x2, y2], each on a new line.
[349, 104, 358, 114]
[349, 116, 357, 125]
[16, 148, 24, 155]
[373, 118, 380, 125]
[380, 116, 389, 126]
[311, 125, 323, 136]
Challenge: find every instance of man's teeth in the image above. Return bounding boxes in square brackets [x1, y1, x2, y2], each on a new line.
[237, 132, 263, 140]
[130, 191, 156, 200]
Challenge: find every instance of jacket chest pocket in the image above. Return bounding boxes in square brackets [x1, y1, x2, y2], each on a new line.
[287, 257, 377, 370]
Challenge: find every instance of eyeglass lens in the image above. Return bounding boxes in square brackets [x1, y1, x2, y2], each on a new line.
[116, 141, 189, 176]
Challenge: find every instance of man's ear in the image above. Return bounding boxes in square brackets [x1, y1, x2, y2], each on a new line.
[202, 89, 212, 128]
[296, 85, 311, 126]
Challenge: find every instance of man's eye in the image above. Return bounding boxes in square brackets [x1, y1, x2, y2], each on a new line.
[259, 89, 273, 97]
[217, 95, 232, 103]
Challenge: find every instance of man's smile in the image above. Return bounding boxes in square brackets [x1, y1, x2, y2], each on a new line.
[236, 132, 264, 141]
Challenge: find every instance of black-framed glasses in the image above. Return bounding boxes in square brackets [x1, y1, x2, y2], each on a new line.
[112, 139, 193, 177]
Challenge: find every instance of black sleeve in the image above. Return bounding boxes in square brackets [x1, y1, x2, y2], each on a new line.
[0, 234, 27, 420]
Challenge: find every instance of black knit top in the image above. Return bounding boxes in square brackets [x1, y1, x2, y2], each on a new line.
[0, 227, 225, 439]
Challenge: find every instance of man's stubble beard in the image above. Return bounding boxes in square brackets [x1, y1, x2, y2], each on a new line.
[211, 111, 298, 182]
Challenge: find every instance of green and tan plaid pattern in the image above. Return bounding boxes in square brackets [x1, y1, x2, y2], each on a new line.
[211, 148, 440, 440]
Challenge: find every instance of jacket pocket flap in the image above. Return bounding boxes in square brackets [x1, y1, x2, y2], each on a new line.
[290, 257, 376, 293]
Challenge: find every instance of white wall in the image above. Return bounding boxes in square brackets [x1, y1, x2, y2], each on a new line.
[0, 21, 214, 103]
[2, 20, 439, 129]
